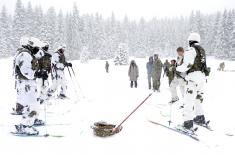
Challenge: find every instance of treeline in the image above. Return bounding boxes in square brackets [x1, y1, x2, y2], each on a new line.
[0, 0, 234, 60]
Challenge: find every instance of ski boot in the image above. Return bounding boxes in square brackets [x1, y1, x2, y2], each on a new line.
[58, 94, 67, 99]
[176, 120, 197, 135]
[12, 103, 24, 115]
[169, 97, 179, 104]
[34, 119, 45, 126]
[193, 115, 211, 130]
[14, 124, 39, 135]
[193, 115, 206, 125]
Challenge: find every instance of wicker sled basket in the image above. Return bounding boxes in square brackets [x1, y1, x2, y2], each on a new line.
[91, 121, 122, 137]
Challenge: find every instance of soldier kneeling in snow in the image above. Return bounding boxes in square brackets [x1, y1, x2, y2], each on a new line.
[48, 45, 72, 99]
[14, 37, 48, 135]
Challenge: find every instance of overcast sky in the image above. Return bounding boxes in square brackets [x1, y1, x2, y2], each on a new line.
[0, 0, 235, 20]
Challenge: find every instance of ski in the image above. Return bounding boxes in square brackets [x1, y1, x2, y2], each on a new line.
[195, 120, 213, 131]
[148, 120, 199, 141]
[195, 121, 234, 137]
[11, 132, 64, 138]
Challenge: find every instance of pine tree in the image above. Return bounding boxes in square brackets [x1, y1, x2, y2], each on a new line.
[231, 9, 235, 58]
[0, 6, 10, 56]
[45, 7, 57, 50]
[70, 2, 82, 59]
[54, 10, 65, 48]
[80, 46, 89, 63]
[34, 6, 44, 40]
[114, 43, 129, 65]
[12, 0, 26, 50]
[221, 10, 230, 58]
[25, 2, 35, 37]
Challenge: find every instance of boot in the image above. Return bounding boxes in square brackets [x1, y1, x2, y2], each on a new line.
[193, 115, 206, 125]
[34, 119, 45, 126]
[148, 82, 151, 90]
[183, 120, 194, 130]
[130, 81, 133, 88]
[13, 103, 24, 115]
[15, 124, 39, 135]
[169, 97, 179, 104]
[58, 94, 67, 99]
[134, 81, 137, 88]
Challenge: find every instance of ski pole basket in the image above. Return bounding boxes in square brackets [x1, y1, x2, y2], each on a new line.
[91, 121, 122, 137]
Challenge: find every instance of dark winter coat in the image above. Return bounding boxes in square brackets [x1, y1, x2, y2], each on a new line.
[152, 58, 163, 80]
[128, 62, 139, 81]
[146, 61, 153, 75]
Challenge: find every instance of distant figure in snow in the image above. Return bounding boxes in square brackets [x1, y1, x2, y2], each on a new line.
[128, 60, 139, 88]
[48, 45, 72, 99]
[163, 59, 170, 77]
[166, 59, 177, 86]
[105, 61, 109, 73]
[146, 56, 153, 89]
[218, 62, 225, 71]
[152, 54, 163, 92]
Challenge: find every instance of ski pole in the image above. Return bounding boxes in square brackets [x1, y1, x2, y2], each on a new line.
[168, 104, 172, 126]
[44, 101, 49, 137]
[70, 66, 85, 98]
[67, 67, 79, 98]
[113, 93, 152, 132]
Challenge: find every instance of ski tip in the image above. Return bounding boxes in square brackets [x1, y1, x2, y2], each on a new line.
[225, 133, 234, 137]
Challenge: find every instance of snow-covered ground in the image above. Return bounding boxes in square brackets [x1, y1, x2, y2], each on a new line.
[0, 57, 235, 155]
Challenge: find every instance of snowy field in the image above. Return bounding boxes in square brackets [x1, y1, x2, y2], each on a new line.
[0, 57, 235, 155]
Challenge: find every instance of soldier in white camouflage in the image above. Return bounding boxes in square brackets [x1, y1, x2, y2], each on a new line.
[14, 37, 48, 135]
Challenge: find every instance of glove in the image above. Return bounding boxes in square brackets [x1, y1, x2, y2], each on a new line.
[66, 62, 72, 67]
[35, 71, 48, 80]
[41, 71, 49, 80]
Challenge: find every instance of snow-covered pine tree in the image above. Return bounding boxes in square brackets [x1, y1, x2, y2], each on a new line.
[114, 43, 129, 65]
[70, 2, 82, 59]
[34, 6, 44, 40]
[80, 46, 89, 63]
[0, 6, 10, 56]
[231, 9, 235, 58]
[212, 12, 223, 58]
[12, 0, 26, 50]
[44, 7, 57, 50]
[25, 2, 35, 37]
[54, 10, 65, 48]
[221, 10, 230, 58]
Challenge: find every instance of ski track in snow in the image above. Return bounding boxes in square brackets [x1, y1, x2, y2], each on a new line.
[0, 57, 235, 155]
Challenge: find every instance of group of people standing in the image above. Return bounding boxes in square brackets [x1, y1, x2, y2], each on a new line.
[12, 32, 210, 135]
[129, 33, 210, 130]
[13, 37, 72, 135]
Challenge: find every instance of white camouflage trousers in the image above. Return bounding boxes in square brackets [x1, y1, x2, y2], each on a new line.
[170, 77, 186, 100]
[182, 71, 206, 122]
[50, 70, 67, 96]
[17, 79, 39, 126]
[37, 78, 49, 102]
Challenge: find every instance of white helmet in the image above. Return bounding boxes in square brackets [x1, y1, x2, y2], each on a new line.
[28, 37, 44, 48]
[56, 44, 66, 52]
[188, 33, 200, 43]
[20, 37, 29, 47]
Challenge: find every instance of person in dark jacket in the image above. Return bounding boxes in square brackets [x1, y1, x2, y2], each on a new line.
[128, 60, 139, 88]
[146, 56, 153, 89]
